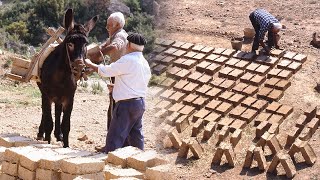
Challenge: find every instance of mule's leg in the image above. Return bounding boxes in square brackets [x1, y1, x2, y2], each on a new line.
[61, 98, 74, 148]
[40, 95, 53, 144]
[54, 103, 63, 141]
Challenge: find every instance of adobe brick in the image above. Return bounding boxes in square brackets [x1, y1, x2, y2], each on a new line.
[288, 139, 316, 165]
[160, 89, 175, 100]
[173, 58, 187, 67]
[267, 151, 280, 173]
[267, 123, 279, 134]
[266, 134, 282, 155]
[218, 66, 234, 78]
[276, 105, 293, 118]
[254, 112, 272, 126]
[222, 143, 236, 167]
[257, 131, 271, 148]
[187, 71, 202, 82]
[205, 99, 222, 111]
[230, 129, 242, 147]
[164, 47, 178, 55]
[192, 118, 204, 137]
[221, 49, 236, 57]
[219, 79, 236, 90]
[160, 56, 176, 65]
[205, 54, 220, 62]
[218, 126, 230, 142]
[127, 150, 166, 171]
[197, 74, 212, 85]
[191, 44, 204, 51]
[277, 69, 293, 80]
[214, 56, 229, 64]
[182, 82, 199, 94]
[35, 168, 60, 180]
[298, 127, 312, 141]
[292, 54, 307, 63]
[176, 69, 191, 80]
[2, 161, 18, 176]
[234, 60, 250, 69]
[153, 54, 166, 62]
[240, 72, 254, 84]
[173, 50, 187, 57]
[265, 77, 281, 88]
[256, 121, 271, 138]
[270, 49, 285, 57]
[240, 108, 258, 123]
[251, 99, 268, 113]
[246, 63, 260, 72]
[205, 87, 222, 99]
[210, 77, 225, 87]
[193, 108, 210, 122]
[212, 146, 224, 165]
[218, 91, 235, 102]
[146, 164, 174, 180]
[232, 82, 249, 93]
[61, 157, 105, 175]
[196, 84, 211, 95]
[250, 74, 266, 86]
[166, 112, 180, 125]
[232, 51, 247, 59]
[184, 51, 197, 58]
[307, 118, 319, 134]
[179, 105, 195, 116]
[295, 114, 308, 129]
[153, 64, 167, 75]
[168, 129, 182, 149]
[161, 39, 174, 46]
[168, 103, 185, 114]
[277, 59, 292, 69]
[183, 93, 199, 105]
[189, 138, 204, 159]
[201, 46, 214, 53]
[166, 66, 181, 78]
[266, 101, 282, 113]
[217, 118, 234, 130]
[229, 119, 247, 132]
[192, 96, 209, 110]
[18, 164, 36, 180]
[243, 144, 256, 168]
[181, 59, 197, 69]
[225, 58, 240, 67]
[215, 102, 233, 116]
[203, 112, 221, 125]
[304, 106, 317, 120]
[175, 115, 189, 133]
[268, 114, 284, 124]
[104, 166, 143, 179]
[178, 138, 190, 158]
[255, 64, 270, 75]
[169, 91, 185, 103]
[212, 47, 226, 54]
[229, 105, 247, 119]
[228, 68, 245, 80]
[287, 62, 302, 73]
[279, 153, 297, 178]
[267, 89, 284, 101]
[285, 126, 302, 147]
[159, 77, 175, 88]
[317, 106, 320, 119]
[275, 79, 291, 90]
[253, 147, 267, 171]
[241, 96, 257, 108]
[283, 51, 297, 59]
[193, 53, 206, 60]
[242, 85, 258, 96]
[196, 61, 211, 72]
[256, 87, 273, 99]
[205, 63, 221, 75]
[107, 146, 142, 168]
[203, 121, 217, 140]
[262, 56, 279, 67]
[267, 68, 282, 78]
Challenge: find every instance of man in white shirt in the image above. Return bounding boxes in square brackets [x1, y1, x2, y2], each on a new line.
[85, 33, 151, 153]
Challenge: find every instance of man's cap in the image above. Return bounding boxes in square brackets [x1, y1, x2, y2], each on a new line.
[127, 33, 147, 46]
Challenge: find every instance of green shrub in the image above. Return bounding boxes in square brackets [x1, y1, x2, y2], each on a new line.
[91, 81, 104, 94]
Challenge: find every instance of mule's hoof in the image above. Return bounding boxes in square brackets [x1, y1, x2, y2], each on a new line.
[55, 134, 63, 142]
[36, 136, 44, 141]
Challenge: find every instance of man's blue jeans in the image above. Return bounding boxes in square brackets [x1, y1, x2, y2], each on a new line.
[104, 98, 145, 153]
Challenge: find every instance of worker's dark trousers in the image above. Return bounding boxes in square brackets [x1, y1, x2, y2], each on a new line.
[107, 77, 115, 130]
[250, 12, 276, 52]
[249, 12, 260, 52]
[104, 98, 145, 153]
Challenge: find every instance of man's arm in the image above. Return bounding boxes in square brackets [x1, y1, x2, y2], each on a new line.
[100, 44, 117, 55]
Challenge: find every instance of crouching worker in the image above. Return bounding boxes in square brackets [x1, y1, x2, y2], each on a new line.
[85, 33, 151, 153]
[249, 8, 284, 54]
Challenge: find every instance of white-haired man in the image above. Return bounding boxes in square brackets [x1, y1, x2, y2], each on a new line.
[100, 12, 128, 132]
[249, 9, 283, 54]
[85, 33, 151, 153]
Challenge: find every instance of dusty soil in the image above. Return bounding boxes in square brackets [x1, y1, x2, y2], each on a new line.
[0, 0, 319, 179]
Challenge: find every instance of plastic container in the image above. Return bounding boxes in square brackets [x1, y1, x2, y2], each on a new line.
[244, 28, 255, 39]
[231, 37, 243, 51]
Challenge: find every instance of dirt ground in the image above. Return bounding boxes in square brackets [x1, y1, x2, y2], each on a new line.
[0, 0, 320, 179]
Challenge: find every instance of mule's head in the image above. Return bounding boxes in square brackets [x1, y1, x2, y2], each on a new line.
[63, 9, 98, 80]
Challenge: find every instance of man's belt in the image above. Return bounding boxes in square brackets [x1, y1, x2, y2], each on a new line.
[117, 97, 143, 103]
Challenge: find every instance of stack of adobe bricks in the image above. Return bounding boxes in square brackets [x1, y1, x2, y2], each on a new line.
[0, 134, 172, 180]
[151, 38, 316, 177]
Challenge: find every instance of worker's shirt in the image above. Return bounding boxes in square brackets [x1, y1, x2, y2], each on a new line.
[105, 29, 128, 62]
[97, 52, 151, 102]
[252, 9, 279, 41]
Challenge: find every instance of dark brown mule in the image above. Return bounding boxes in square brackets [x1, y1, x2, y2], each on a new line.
[37, 9, 98, 147]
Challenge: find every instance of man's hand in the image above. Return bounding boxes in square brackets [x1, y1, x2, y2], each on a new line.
[84, 58, 93, 66]
[84, 58, 98, 73]
[107, 83, 114, 92]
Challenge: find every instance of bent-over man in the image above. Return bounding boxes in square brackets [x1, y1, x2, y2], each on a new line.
[249, 8, 283, 54]
[85, 33, 151, 153]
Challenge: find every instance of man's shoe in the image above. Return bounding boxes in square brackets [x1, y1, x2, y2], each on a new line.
[95, 146, 106, 153]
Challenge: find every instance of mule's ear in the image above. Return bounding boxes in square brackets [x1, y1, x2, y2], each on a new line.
[84, 15, 99, 35]
[64, 9, 74, 32]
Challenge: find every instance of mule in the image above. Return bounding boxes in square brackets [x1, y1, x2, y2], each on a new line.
[37, 9, 98, 147]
